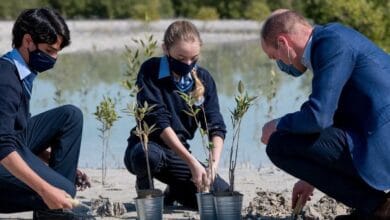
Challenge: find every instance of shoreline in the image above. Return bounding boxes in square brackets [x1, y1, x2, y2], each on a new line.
[0, 19, 262, 54]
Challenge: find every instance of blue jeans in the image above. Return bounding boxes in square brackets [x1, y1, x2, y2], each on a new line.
[124, 139, 229, 209]
[266, 127, 386, 214]
[0, 105, 83, 213]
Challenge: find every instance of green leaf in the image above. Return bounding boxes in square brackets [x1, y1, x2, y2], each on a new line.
[238, 80, 244, 94]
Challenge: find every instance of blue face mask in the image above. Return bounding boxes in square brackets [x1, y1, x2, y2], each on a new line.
[168, 56, 197, 76]
[276, 60, 304, 77]
[29, 49, 56, 73]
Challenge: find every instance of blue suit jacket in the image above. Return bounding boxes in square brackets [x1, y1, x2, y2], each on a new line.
[277, 23, 390, 190]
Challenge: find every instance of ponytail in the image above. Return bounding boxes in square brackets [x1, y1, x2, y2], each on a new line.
[191, 68, 205, 103]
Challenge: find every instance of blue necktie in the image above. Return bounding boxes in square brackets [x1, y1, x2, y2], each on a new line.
[22, 73, 36, 98]
[174, 73, 194, 92]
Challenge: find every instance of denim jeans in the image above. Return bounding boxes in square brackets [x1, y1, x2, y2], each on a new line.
[266, 127, 386, 214]
[124, 139, 229, 208]
[0, 105, 83, 213]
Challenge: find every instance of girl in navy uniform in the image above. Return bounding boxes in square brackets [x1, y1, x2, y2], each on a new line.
[124, 20, 229, 209]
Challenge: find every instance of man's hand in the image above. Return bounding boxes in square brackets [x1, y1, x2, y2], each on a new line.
[75, 169, 91, 191]
[40, 185, 74, 209]
[261, 119, 278, 144]
[292, 180, 315, 209]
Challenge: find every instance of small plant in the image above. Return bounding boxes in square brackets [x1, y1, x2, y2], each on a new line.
[178, 91, 214, 192]
[229, 80, 257, 192]
[123, 34, 157, 96]
[124, 99, 157, 190]
[94, 96, 120, 186]
[122, 34, 158, 190]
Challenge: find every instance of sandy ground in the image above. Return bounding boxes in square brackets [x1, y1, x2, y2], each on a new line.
[0, 166, 348, 220]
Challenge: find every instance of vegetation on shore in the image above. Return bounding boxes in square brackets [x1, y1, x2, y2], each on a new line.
[1, 0, 388, 50]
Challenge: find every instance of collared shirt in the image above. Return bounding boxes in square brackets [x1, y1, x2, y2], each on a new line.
[4, 48, 35, 80]
[3, 49, 37, 98]
[158, 55, 170, 79]
[301, 34, 313, 71]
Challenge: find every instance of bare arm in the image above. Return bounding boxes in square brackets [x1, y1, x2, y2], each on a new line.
[160, 127, 206, 191]
[1, 151, 73, 209]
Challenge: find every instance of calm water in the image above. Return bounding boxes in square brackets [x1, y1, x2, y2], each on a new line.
[30, 40, 311, 168]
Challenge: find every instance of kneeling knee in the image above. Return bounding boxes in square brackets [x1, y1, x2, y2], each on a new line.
[265, 134, 283, 163]
[124, 143, 162, 176]
[62, 105, 83, 126]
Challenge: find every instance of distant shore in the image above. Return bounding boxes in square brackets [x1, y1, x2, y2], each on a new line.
[0, 19, 262, 54]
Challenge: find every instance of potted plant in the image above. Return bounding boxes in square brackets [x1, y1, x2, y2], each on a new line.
[214, 80, 257, 220]
[178, 91, 216, 220]
[122, 34, 163, 219]
[126, 102, 164, 219]
[125, 100, 164, 220]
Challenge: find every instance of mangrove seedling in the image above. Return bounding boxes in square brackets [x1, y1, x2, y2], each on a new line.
[178, 91, 214, 192]
[229, 80, 257, 192]
[125, 100, 157, 190]
[123, 34, 157, 96]
[94, 96, 120, 186]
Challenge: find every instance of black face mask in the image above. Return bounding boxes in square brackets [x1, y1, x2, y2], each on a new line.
[168, 56, 197, 76]
[29, 49, 56, 73]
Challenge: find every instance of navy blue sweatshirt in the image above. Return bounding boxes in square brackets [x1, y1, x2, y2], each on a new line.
[0, 57, 30, 160]
[129, 56, 226, 148]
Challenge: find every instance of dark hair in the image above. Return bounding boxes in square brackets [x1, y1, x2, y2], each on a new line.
[12, 7, 70, 49]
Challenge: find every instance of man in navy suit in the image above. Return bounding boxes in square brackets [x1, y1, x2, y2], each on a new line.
[260, 9, 390, 219]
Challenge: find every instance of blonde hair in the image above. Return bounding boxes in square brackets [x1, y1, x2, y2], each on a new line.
[164, 20, 205, 102]
[261, 9, 312, 48]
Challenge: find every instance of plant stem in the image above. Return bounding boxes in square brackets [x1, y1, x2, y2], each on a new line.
[143, 135, 154, 190]
[229, 118, 242, 192]
[201, 106, 214, 191]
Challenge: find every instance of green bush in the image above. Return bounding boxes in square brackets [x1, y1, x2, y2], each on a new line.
[243, 0, 270, 20]
[303, 0, 388, 51]
[0, 0, 43, 19]
[170, 0, 200, 18]
[159, 0, 174, 18]
[132, 0, 161, 21]
[265, 0, 305, 14]
[194, 6, 219, 20]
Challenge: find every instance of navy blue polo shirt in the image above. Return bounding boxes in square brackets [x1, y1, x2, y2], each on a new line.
[0, 49, 35, 160]
[132, 56, 226, 148]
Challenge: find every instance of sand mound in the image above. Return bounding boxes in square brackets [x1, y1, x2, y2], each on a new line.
[244, 189, 351, 220]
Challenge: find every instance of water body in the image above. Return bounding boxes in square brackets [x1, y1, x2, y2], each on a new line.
[30, 40, 311, 168]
